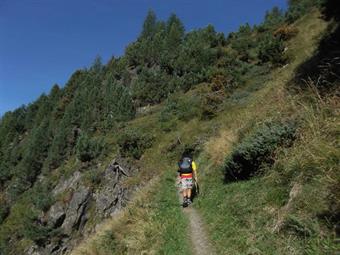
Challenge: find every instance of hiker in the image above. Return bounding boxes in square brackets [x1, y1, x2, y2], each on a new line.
[177, 153, 197, 207]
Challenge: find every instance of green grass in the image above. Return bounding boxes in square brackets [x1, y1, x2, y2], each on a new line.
[196, 173, 291, 254]
[151, 170, 191, 255]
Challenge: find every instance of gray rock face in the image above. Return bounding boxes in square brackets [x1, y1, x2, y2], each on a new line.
[93, 158, 131, 217]
[61, 185, 90, 235]
[48, 202, 66, 228]
[33, 157, 137, 255]
[26, 245, 43, 255]
[53, 171, 82, 196]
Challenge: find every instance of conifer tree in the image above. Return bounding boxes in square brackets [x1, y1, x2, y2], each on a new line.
[103, 75, 135, 123]
[141, 9, 157, 39]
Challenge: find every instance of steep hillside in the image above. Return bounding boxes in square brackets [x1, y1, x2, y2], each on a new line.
[72, 3, 339, 255]
[0, 0, 338, 254]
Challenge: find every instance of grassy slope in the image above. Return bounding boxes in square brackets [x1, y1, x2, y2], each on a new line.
[72, 9, 339, 255]
[196, 10, 339, 255]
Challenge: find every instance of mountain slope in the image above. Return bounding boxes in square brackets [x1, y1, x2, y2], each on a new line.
[71, 5, 339, 255]
[0, 1, 339, 254]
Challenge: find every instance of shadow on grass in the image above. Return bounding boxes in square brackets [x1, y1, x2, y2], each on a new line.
[290, 0, 340, 94]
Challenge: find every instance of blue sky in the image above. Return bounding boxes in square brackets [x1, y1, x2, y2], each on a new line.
[0, 0, 287, 116]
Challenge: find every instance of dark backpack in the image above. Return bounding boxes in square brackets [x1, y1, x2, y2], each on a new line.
[178, 157, 193, 174]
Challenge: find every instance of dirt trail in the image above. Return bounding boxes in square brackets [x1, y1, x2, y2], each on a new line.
[178, 191, 216, 255]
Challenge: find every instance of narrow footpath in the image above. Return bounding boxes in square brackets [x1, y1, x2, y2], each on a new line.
[178, 190, 216, 255]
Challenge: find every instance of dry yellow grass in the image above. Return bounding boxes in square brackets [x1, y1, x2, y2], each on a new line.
[204, 129, 237, 166]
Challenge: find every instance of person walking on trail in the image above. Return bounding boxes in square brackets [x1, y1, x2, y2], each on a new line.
[177, 153, 197, 207]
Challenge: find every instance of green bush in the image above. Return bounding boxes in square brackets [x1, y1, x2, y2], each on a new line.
[159, 96, 179, 123]
[22, 213, 53, 245]
[76, 133, 104, 162]
[176, 97, 201, 121]
[117, 128, 154, 159]
[159, 94, 200, 123]
[258, 33, 286, 65]
[30, 182, 55, 212]
[224, 121, 297, 181]
[200, 91, 224, 119]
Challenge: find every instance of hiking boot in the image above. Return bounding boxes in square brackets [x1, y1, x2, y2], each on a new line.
[182, 197, 189, 207]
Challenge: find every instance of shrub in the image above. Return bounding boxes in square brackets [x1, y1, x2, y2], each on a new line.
[76, 133, 104, 162]
[22, 213, 53, 245]
[258, 33, 287, 65]
[176, 97, 201, 121]
[210, 74, 229, 91]
[159, 96, 180, 123]
[274, 25, 299, 41]
[200, 91, 224, 119]
[117, 128, 154, 159]
[30, 182, 55, 212]
[224, 121, 297, 181]
[159, 93, 200, 123]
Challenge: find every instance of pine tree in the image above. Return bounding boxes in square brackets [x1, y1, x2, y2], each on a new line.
[141, 9, 157, 39]
[163, 14, 185, 68]
[103, 75, 135, 123]
[262, 7, 284, 29]
[166, 13, 185, 47]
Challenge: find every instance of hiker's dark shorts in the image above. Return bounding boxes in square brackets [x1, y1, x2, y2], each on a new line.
[181, 177, 193, 189]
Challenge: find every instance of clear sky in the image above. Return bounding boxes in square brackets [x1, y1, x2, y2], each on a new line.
[0, 0, 287, 116]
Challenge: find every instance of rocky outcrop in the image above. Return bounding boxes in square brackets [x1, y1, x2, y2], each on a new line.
[53, 171, 82, 196]
[93, 158, 132, 218]
[28, 157, 137, 255]
[48, 202, 66, 228]
[61, 185, 90, 235]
